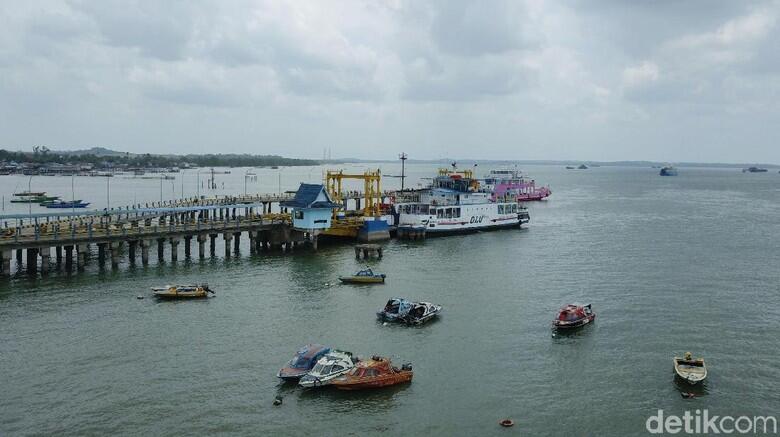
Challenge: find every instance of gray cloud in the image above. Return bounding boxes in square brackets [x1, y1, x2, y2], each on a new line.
[0, 0, 779, 163]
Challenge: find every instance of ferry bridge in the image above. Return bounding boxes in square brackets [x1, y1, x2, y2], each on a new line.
[0, 190, 397, 277]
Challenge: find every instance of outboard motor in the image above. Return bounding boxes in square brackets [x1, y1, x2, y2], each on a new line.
[401, 363, 412, 371]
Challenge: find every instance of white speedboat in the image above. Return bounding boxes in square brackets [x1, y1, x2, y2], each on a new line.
[298, 350, 358, 388]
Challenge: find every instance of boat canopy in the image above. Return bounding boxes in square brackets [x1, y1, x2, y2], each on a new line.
[384, 298, 412, 316]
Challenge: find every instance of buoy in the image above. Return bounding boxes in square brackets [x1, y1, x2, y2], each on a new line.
[136, 295, 144, 300]
[273, 396, 283, 406]
[499, 419, 514, 427]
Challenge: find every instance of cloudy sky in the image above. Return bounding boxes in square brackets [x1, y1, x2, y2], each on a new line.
[1, 1, 779, 162]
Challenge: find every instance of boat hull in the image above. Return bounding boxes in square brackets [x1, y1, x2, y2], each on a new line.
[552, 314, 595, 329]
[339, 276, 385, 284]
[332, 371, 413, 390]
[673, 358, 707, 385]
[153, 291, 209, 299]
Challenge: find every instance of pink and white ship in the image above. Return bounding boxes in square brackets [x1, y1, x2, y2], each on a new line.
[482, 169, 551, 202]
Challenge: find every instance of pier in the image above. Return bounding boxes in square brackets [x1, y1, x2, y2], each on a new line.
[0, 190, 396, 277]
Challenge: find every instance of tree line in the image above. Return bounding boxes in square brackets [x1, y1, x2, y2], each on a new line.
[0, 149, 320, 168]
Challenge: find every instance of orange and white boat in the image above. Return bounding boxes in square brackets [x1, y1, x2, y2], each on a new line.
[331, 356, 412, 390]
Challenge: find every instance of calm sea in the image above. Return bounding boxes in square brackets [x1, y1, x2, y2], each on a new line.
[1, 164, 779, 436]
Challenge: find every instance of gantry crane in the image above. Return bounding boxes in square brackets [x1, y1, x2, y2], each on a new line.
[325, 169, 382, 218]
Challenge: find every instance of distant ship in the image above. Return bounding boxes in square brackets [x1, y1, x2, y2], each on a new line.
[742, 167, 768, 173]
[659, 165, 678, 176]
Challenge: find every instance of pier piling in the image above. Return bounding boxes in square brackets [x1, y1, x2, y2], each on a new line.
[140, 240, 150, 266]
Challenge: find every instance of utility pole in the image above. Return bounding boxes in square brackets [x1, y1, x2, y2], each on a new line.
[399, 152, 408, 190]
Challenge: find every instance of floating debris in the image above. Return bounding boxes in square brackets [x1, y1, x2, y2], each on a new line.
[136, 295, 144, 300]
[499, 419, 515, 427]
[273, 396, 283, 406]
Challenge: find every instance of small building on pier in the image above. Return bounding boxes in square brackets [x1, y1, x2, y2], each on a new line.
[281, 184, 340, 231]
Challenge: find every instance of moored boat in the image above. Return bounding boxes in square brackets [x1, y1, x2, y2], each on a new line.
[482, 169, 551, 202]
[331, 356, 412, 390]
[277, 344, 331, 381]
[377, 298, 442, 325]
[152, 284, 214, 299]
[395, 166, 529, 236]
[674, 352, 707, 385]
[10, 192, 59, 203]
[339, 267, 386, 284]
[743, 167, 768, 173]
[298, 350, 358, 388]
[41, 200, 90, 208]
[552, 303, 595, 329]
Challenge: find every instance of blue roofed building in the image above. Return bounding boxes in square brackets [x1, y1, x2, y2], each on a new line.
[281, 184, 341, 232]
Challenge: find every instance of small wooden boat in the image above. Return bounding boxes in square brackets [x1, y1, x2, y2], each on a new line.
[332, 356, 412, 390]
[152, 284, 214, 299]
[338, 267, 386, 284]
[674, 352, 707, 385]
[298, 350, 358, 388]
[552, 303, 595, 330]
[277, 344, 331, 381]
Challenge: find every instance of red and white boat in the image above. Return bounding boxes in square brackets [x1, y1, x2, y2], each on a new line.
[552, 303, 595, 329]
[331, 356, 412, 390]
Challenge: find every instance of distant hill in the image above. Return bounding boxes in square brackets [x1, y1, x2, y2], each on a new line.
[57, 147, 128, 157]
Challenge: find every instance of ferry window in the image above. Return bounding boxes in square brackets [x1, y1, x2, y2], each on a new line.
[454, 208, 460, 218]
[512, 204, 517, 213]
[445, 208, 452, 218]
[421, 205, 429, 214]
[498, 205, 504, 214]
[332, 365, 344, 372]
[437, 209, 444, 218]
[294, 210, 304, 220]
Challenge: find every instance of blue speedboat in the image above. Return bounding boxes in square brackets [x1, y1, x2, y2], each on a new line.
[43, 200, 90, 208]
[277, 344, 331, 381]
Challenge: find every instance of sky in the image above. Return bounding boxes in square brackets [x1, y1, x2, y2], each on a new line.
[1, 0, 779, 163]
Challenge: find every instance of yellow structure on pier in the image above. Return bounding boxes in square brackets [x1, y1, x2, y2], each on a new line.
[323, 169, 383, 238]
[325, 169, 382, 218]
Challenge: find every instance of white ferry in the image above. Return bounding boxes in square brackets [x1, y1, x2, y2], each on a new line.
[396, 167, 529, 238]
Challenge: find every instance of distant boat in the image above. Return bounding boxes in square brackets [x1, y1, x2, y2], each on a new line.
[565, 166, 576, 170]
[152, 284, 214, 299]
[673, 352, 707, 385]
[42, 200, 90, 209]
[659, 166, 678, 176]
[11, 192, 59, 203]
[743, 167, 768, 173]
[339, 267, 386, 284]
[577, 164, 589, 170]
